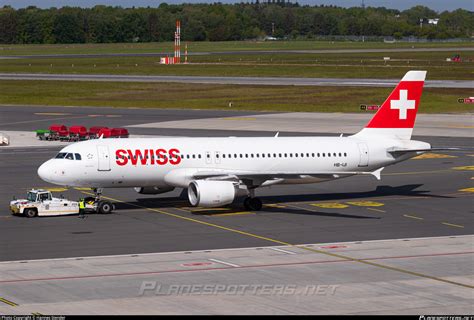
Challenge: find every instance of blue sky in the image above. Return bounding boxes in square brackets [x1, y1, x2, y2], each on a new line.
[1, 0, 472, 11]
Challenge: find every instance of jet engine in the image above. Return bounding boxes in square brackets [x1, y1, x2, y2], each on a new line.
[188, 180, 236, 207]
[134, 186, 175, 195]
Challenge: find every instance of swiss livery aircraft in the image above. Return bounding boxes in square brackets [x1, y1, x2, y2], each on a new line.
[38, 71, 444, 210]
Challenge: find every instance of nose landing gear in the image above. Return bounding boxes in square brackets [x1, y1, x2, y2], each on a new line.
[88, 188, 114, 214]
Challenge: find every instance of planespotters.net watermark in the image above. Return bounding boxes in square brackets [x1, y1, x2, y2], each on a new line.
[138, 282, 339, 296]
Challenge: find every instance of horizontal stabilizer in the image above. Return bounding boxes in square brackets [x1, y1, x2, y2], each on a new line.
[388, 147, 460, 156]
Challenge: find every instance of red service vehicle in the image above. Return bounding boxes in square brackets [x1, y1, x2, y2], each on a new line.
[110, 128, 129, 138]
[89, 126, 108, 139]
[48, 124, 68, 140]
[57, 128, 70, 141]
[69, 126, 89, 141]
[48, 124, 67, 132]
[97, 127, 112, 138]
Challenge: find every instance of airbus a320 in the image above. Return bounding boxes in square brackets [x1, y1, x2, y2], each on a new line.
[38, 71, 445, 211]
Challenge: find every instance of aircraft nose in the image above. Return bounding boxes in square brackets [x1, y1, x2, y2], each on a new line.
[37, 160, 54, 183]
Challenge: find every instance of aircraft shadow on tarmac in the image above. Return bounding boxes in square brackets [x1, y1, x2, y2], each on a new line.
[114, 199, 378, 219]
[111, 184, 452, 219]
[260, 184, 453, 203]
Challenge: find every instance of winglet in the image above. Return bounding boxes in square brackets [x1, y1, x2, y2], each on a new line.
[371, 167, 384, 181]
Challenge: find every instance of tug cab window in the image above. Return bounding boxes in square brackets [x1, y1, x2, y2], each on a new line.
[39, 192, 52, 202]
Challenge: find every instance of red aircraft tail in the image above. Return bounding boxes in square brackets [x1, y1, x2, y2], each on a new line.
[354, 70, 426, 140]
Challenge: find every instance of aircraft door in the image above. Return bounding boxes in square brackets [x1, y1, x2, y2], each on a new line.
[97, 145, 111, 171]
[357, 143, 369, 167]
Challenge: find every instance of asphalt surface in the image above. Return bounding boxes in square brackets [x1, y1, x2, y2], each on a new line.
[1, 236, 472, 314]
[0, 106, 472, 262]
[0, 104, 266, 132]
[1, 73, 472, 88]
[1, 46, 473, 59]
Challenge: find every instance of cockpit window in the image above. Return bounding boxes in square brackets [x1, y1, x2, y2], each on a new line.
[75, 153, 82, 160]
[55, 153, 67, 159]
[65, 153, 74, 160]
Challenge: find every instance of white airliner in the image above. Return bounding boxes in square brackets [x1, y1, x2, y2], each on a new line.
[38, 70, 443, 210]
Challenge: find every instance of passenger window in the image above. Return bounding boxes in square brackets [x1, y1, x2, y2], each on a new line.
[339, 153, 342, 157]
[295, 153, 298, 157]
[192, 155, 195, 159]
[322, 153, 325, 157]
[344, 153, 347, 157]
[328, 153, 331, 157]
[333, 153, 336, 157]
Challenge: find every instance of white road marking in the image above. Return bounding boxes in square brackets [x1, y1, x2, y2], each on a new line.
[208, 258, 240, 268]
[0, 235, 471, 265]
[269, 247, 297, 255]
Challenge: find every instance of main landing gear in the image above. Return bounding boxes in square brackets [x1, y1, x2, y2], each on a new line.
[243, 189, 262, 211]
[243, 197, 262, 211]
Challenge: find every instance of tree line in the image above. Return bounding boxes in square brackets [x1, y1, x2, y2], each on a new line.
[0, 3, 471, 44]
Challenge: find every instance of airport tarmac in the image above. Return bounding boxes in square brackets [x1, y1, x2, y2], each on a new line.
[0, 236, 472, 314]
[1, 73, 472, 88]
[0, 105, 472, 314]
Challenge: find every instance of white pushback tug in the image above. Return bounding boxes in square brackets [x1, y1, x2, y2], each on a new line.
[10, 189, 114, 217]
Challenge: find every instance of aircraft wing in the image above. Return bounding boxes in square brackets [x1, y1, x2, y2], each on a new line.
[192, 167, 384, 182]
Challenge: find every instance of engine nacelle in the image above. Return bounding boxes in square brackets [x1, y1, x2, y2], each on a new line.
[188, 180, 236, 207]
[134, 186, 175, 195]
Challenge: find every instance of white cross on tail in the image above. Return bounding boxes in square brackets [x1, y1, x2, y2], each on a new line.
[390, 90, 415, 120]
